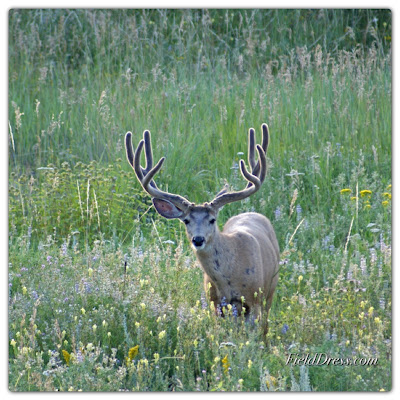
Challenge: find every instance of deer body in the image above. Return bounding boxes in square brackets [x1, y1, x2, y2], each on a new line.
[190, 212, 279, 325]
[125, 124, 279, 333]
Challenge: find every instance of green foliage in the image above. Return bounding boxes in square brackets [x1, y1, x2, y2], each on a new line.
[9, 9, 391, 392]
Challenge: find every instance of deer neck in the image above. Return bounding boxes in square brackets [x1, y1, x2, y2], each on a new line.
[194, 229, 231, 277]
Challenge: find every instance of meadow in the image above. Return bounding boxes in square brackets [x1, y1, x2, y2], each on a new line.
[8, 9, 392, 391]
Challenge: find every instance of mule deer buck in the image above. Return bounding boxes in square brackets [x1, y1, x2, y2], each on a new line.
[125, 124, 279, 334]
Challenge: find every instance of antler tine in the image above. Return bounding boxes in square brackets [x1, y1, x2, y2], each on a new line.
[142, 130, 153, 174]
[248, 128, 256, 172]
[246, 123, 269, 188]
[125, 131, 157, 188]
[125, 132, 135, 167]
[129, 130, 191, 211]
[210, 142, 266, 210]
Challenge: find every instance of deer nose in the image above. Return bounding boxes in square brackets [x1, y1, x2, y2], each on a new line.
[192, 236, 205, 247]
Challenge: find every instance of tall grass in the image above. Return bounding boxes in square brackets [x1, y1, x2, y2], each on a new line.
[9, 9, 391, 391]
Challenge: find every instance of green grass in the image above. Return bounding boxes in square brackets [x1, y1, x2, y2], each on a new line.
[9, 9, 391, 391]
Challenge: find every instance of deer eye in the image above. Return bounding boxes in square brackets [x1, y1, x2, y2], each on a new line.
[209, 218, 216, 225]
[183, 219, 190, 225]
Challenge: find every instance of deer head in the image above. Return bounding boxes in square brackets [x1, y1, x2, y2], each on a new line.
[125, 125, 269, 251]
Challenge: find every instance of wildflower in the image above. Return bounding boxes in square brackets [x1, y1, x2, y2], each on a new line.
[350, 196, 357, 201]
[382, 192, 391, 199]
[140, 303, 146, 310]
[266, 375, 277, 389]
[62, 350, 71, 366]
[107, 332, 111, 338]
[139, 358, 149, 368]
[298, 275, 303, 282]
[364, 204, 371, 210]
[22, 286, 27, 295]
[92, 324, 97, 333]
[154, 353, 160, 364]
[374, 317, 381, 325]
[281, 324, 289, 334]
[387, 184, 391, 190]
[340, 188, 352, 195]
[81, 308, 86, 315]
[368, 306, 374, 316]
[158, 330, 166, 340]
[88, 268, 93, 277]
[128, 345, 139, 360]
[221, 355, 230, 374]
[382, 201, 389, 207]
[10, 339, 16, 347]
[248, 359, 253, 368]
[360, 190, 372, 197]
[102, 320, 108, 328]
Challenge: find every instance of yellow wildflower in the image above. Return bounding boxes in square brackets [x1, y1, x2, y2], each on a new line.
[387, 184, 391, 190]
[350, 196, 357, 201]
[340, 188, 352, 195]
[128, 345, 139, 360]
[360, 190, 372, 197]
[368, 306, 374, 315]
[298, 275, 303, 282]
[158, 330, 166, 340]
[221, 354, 230, 374]
[266, 375, 277, 389]
[382, 201, 389, 207]
[382, 192, 391, 199]
[62, 349, 71, 366]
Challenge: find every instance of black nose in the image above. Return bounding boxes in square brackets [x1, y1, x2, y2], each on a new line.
[192, 236, 205, 247]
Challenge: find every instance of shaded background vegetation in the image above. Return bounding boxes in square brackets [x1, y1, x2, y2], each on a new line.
[9, 9, 391, 245]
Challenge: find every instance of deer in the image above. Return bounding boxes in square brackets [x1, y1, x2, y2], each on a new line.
[125, 124, 280, 334]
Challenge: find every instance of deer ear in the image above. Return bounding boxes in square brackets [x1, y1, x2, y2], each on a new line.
[152, 198, 184, 219]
